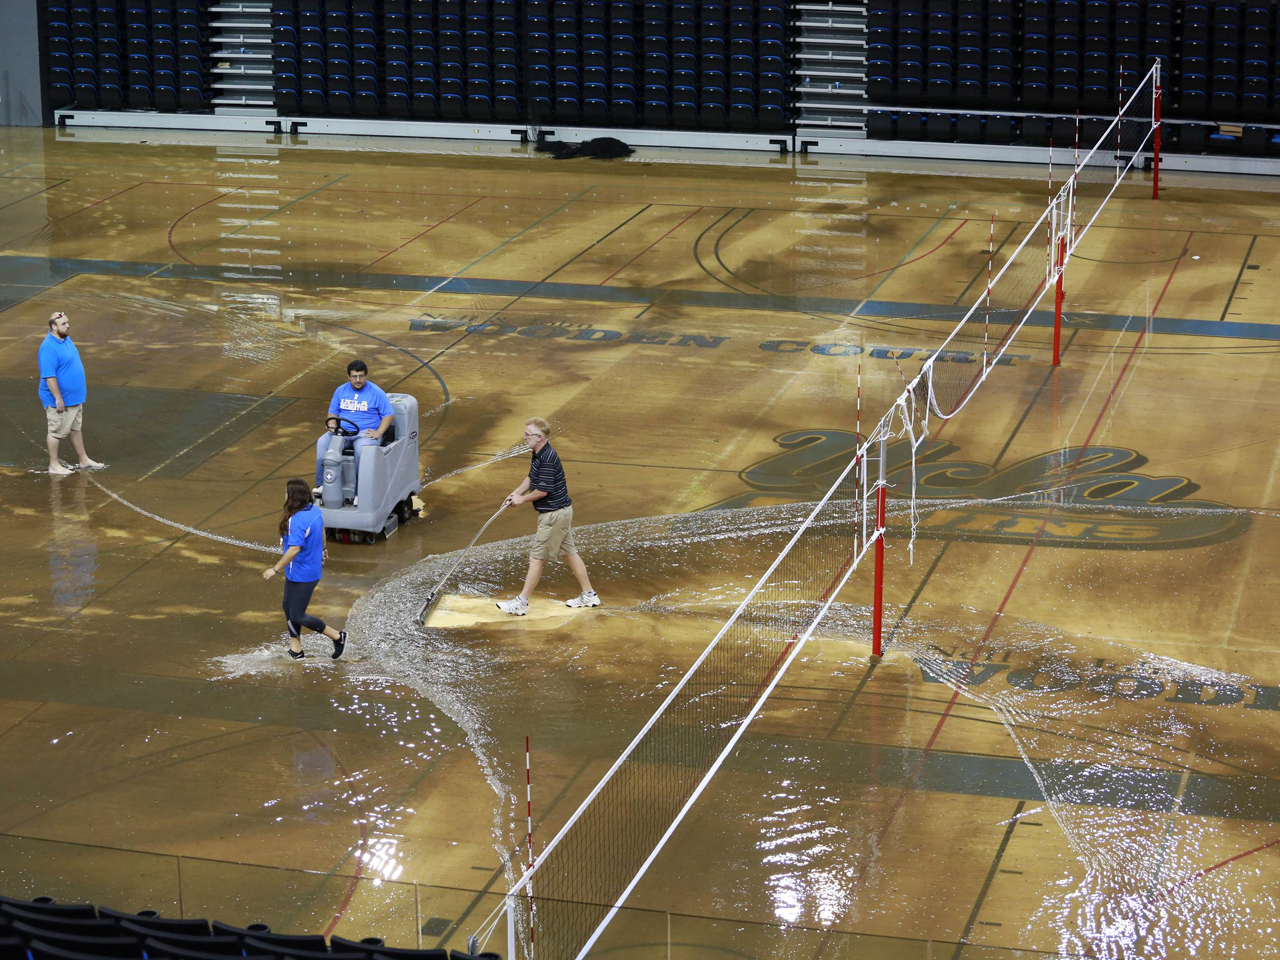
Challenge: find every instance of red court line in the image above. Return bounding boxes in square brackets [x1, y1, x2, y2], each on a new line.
[796, 218, 970, 297]
[167, 190, 240, 264]
[357, 195, 487, 272]
[850, 231, 1194, 893]
[323, 828, 368, 939]
[849, 218, 970, 287]
[599, 206, 705, 285]
[304, 728, 369, 938]
[1168, 835, 1280, 890]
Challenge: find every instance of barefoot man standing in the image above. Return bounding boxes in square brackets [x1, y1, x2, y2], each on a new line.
[496, 418, 600, 615]
[39, 311, 103, 476]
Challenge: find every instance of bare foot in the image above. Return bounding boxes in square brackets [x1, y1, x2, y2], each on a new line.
[78, 459, 105, 470]
[49, 463, 74, 476]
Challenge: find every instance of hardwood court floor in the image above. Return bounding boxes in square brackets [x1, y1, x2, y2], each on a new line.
[0, 125, 1278, 958]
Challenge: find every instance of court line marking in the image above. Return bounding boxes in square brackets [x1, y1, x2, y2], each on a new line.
[599, 206, 706, 286]
[1167, 834, 1280, 890]
[173, 173, 351, 266]
[991, 328, 1082, 467]
[1144, 766, 1193, 897]
[848, 205, 962, 318]
[952, 799, 1027, 959]
[166, 189, 243, 264]
[2, 181, 148, 247]
[130, 348, 341, 484]
[0, 179, 70, 213]
[1219, 234, 1258, 322]
[356, 195, 488, 272]
[690, 205, 969, 339]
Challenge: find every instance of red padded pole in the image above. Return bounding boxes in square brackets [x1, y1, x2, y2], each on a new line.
[1153, 83, 1162, 201]
[1053, 233, 1066, 367]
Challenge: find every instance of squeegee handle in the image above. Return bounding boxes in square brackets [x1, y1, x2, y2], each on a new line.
[416, 502, 509, 624]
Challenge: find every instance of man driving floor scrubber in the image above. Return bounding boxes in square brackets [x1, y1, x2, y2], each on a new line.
[315, 359, 422, 542]
[315, 359, 393, 501]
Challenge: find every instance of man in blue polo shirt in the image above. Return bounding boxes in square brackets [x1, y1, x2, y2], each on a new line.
[315, 359, 394, 490]
[38, 311, 104, 476]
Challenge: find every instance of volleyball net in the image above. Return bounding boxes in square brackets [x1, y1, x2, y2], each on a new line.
[478, 61, 1161, 960]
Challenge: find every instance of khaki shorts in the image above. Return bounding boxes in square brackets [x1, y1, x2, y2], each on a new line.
[531, 505, 577, 560]
[45, 404, 84, 439]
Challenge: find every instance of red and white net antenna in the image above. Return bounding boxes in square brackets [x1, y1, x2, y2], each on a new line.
[1046, 134, 1053, 283]
[1073, 110, 1080, 245]
[984, 213, 994, 369]
[525, 736, 536, 956]
[1116, 58, 1125, 182]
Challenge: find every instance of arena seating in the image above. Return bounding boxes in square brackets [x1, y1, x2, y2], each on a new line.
[864, 0, 1280, 155]
[0, 894, 500, 960]
[55, 0, 790, 134]
[51, 0, 209, 112]
[271, 0, 790, 130]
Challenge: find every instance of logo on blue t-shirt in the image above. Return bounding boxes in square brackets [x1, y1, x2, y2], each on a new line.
[329, 382, 392, 432]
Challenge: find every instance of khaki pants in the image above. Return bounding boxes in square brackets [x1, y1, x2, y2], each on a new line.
[531, 505, 577, 560]
[46, 405, 84, 439]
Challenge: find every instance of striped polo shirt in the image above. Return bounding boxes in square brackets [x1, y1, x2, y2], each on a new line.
[528, 442, 572, 513]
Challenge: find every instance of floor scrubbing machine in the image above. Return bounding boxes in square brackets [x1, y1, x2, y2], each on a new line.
[317, 393, 421, 543]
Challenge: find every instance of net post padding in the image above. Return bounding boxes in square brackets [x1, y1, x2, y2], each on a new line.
[1053, 233, 1067, 366]
[871, 432, 888, 658]
[1153, 60, 1162, 201]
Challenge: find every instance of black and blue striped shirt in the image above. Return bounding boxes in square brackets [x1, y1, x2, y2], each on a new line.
[529, 442, 572, 513]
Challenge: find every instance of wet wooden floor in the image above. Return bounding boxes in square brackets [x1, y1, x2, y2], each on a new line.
[0, 125, 1278, 958]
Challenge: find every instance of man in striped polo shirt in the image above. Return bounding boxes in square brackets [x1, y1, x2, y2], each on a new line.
[496, 418, 600, 615]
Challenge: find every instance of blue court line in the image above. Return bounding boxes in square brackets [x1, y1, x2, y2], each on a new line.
[3, 252, 1280, 343]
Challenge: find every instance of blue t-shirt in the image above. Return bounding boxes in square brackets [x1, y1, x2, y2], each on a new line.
[37, 333, 88, 408]
[328, 381, 393, 433]
[284, 504, 325, 582]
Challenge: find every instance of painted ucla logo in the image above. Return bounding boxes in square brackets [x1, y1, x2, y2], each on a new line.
[705, 430, 1248, 550]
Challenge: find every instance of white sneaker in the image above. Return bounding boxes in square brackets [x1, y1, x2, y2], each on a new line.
[566, 590, 601, 608]
[497, 596, 528, 616]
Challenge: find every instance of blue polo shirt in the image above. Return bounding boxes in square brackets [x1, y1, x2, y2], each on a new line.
[284, 504, 325, 582]
[37, 333, 88, 408]
[328, 381, 393, 433]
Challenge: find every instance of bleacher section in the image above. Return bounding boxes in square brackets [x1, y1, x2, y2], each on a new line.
[0, 893, 500, 960]
[48, 0, 1280, 156]
[49, 0, 790, 134]
[47, 0, 212, 113]
[864, 0, 1280, 156]
[269, 0, 790, 130]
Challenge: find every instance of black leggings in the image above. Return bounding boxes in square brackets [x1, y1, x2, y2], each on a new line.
[283, 579, 326, 638]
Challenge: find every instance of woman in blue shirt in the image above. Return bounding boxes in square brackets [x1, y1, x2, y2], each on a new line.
[263, 478, 346, 660]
